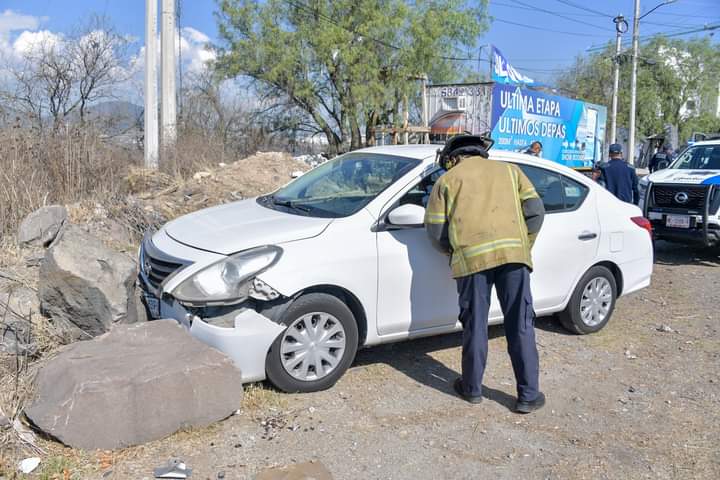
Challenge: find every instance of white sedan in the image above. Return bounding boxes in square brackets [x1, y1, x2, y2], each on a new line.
[139, 146, 653, 392]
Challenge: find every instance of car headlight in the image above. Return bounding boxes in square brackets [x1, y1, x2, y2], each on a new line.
[172, 245, 282, 304]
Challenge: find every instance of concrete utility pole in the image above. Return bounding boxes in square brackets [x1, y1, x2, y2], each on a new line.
[421, 74, 429, 144]
[610, 15, 628, 146]
[161, 0, 177, 154]
[628, 0, 676, 165]
[628, 0, 641, 165]
[144, 0, 159, 169]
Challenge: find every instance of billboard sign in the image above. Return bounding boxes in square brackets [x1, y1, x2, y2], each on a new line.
[490, 84, 607, 168]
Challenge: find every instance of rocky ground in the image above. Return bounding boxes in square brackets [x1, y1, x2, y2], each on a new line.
[4, 241, 712, 480]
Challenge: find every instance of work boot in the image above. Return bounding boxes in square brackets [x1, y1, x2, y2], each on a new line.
[453, 377, 483, 404]
[515, 392, 545, 414]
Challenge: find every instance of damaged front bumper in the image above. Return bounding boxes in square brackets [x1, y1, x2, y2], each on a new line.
[142, 293, 284, 383]
[138, 234, 286, 383]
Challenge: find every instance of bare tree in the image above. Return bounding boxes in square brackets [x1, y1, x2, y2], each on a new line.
[1, 15, 132, 130]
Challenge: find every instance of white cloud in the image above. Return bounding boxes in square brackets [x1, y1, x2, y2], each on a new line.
[179, 27, 216, 73]
[183, 26, 210, 44]
[0, 10, 45, 39]
[12, 30, 62, 56]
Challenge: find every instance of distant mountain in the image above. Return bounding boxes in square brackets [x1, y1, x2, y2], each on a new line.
[83, 101, 144, 135]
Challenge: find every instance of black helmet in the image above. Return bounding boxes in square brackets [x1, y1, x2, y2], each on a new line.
[437, 134, 494, 170]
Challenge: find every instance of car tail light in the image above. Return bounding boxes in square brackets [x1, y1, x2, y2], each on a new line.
[631, 216, 653, 236]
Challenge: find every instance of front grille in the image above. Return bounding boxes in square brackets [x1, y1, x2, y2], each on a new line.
[652, 184, 708, 210]
[140, 235, 189, 291]
[144, 254, 184, 289]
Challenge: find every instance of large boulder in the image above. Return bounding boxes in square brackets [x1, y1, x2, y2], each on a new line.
[39, 225, 137, 341]
[25, 320, 244, 449]
[17, 205, 67, 247]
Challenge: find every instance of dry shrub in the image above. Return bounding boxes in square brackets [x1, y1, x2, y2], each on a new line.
[0, 125, 140, 239]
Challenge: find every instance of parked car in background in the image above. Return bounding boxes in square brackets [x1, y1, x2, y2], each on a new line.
[139, 145, 654, 392]
[639, 140, 720, 247]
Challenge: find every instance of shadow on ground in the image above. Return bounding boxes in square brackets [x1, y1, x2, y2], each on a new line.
[351, 317, 566, 410]
[653, 240, 720, 267]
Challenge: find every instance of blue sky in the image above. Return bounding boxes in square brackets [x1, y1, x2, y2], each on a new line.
[1, 0, 718, 82]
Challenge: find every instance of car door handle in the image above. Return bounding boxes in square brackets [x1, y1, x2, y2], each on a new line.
[578, 232, 598, 241]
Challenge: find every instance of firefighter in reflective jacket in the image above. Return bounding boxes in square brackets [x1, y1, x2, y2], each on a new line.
[425, 135, 546, 413]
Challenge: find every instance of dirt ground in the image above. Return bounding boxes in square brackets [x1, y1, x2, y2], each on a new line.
[74, 241, 714, 480]
[3, 241, 719, 479]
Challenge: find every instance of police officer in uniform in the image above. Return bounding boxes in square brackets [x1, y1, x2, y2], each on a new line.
[424, 135, 546, 413]
[601, 144, 639, 204]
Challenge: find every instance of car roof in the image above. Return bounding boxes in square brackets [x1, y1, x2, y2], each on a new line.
[354, 144, 591, 183]
[690, 140, 720, 146]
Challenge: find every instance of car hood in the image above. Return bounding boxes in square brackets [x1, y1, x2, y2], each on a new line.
[647, 169, 720, 185]
[164, 198, 332, 255]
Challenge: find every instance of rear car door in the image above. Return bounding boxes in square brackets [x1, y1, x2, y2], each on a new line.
[515, 164, 600, 310]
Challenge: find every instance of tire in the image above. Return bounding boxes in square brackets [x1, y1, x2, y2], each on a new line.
[559, 266, 618, 335]
[265, 293, 359, 393]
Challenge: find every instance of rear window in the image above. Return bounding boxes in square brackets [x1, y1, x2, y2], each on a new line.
[517, 164, 589, 213]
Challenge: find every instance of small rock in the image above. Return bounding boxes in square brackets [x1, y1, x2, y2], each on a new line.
[18, 457, 40, 474]
[17, 205, 67, 247]
[624, 350, 638, 360]
[628, 386, 636, 393]
[656, 324, 674, 333]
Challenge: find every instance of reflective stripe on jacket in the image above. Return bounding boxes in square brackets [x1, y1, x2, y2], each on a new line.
[424, 157, 545, 278]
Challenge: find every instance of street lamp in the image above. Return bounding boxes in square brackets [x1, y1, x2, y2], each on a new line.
[628, 0, 676, 165]
[610, 14, 629, 145]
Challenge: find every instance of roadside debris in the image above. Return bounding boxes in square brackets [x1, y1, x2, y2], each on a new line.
[154, 458, 192, 479]
[656, 324, 675, 333]
[18, 457, 40, 474]
[255, 461, 332, 480]
[624, 349, 638, 360]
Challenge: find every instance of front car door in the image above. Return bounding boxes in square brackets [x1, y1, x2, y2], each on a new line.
[375, 170, 460, 336]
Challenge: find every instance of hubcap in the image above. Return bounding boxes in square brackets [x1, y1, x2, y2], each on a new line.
[280, 312, 347, 381]
[579, 277, 613, 327]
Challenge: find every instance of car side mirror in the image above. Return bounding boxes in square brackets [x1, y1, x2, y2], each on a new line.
[387, 204, 426, 228]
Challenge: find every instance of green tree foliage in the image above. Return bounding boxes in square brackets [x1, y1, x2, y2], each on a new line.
[557, 37, 720, 145]
[214, 0, 488, 153]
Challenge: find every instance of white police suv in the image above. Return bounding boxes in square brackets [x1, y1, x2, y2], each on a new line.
[639, 140, 720, 247]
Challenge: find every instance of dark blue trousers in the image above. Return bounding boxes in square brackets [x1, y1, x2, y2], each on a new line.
[456, 263, 540, 402]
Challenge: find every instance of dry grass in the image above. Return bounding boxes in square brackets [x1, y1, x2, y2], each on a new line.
[242, 384, 289, 412]
[0, 125, 138, 239]
[0, 124, 248, 240]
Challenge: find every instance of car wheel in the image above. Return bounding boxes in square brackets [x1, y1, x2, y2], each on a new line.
[559, 266, 617, 335]
[265, 293, 359, 393]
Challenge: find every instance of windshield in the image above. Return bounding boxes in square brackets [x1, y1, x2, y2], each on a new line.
[261, 153, 420, 218]
[669, 145, 720, 170]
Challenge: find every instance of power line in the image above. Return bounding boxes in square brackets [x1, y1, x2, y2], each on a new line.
[585, 23, 720, 52]
[491, 0, 601, 17]
[552, 0, 613, 18]
[492, 18, 609, 37]
[504, 0, 609, 30]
